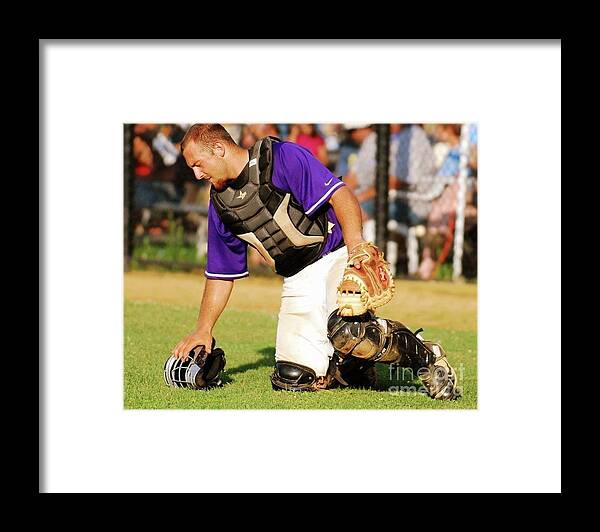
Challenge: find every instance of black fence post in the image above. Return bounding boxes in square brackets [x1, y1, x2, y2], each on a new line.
[124, 124, 135, 271]
[375, 124, 390, 251]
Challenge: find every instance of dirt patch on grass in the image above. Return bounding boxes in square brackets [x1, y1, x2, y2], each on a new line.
[125, 271, 284, 314]
[125, 271, 477, 331]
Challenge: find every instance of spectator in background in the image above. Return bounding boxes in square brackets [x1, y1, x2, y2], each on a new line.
[170, 124, 208, 206]
[133, 124, 209, 237]
[427, 124, 463, 234]
[133, 123, 155, 180]
[464, 124, 478, 279]
[345, 124, 437, 239]
[277, 124, 290, 138]
[463, 123, 478, 216]
[434, 124, 462, 178]
[465, 123, 478, 219]
[288, 124, 329, 167]
[133, 124, 179, 210]
[336, 124, 370, 179]
[317, 124, 341, 171]
[239, 124, 258, 149]
[424, 123, 478, 279]
[388, 124, 437, 228]
[240, 124, 280, 149]
[468, 123, 478, 175]
[250, 123, 280, 139]
[343, 124, 438, 275]
[343, 124, 380, 242]
[263, 124, 280, 138]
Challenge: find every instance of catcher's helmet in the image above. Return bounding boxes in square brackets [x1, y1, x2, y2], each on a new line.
[164, 341, 226, 390]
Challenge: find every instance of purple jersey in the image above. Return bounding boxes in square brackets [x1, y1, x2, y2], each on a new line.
[205, 141, 346, 280]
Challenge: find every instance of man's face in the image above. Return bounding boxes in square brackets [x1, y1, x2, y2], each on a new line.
[183, 141, 229, 191]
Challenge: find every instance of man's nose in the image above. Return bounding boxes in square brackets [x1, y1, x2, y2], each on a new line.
[193, 167, 204, 180]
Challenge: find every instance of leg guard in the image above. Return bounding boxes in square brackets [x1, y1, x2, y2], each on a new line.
[327, 310, 460, 400]
[271, 359, 337, 392]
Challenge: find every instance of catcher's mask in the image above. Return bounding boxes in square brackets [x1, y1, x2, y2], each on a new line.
[163, 340, 226, 390]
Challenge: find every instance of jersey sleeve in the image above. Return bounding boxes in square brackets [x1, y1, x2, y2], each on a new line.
[205, 200, 249, 280]
[275, 142, 345, 216]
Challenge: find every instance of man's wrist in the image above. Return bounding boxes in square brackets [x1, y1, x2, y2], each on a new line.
[194, 324, 213, 336]
[346, 238, 366, 252]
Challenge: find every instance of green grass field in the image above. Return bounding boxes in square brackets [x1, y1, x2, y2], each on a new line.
[124, 271, 477, 409]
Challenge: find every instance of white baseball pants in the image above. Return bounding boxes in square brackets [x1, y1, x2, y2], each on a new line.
[275, 246, 348, 376]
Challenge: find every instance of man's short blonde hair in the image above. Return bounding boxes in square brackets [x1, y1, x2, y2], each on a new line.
[181, 124, 237, 152]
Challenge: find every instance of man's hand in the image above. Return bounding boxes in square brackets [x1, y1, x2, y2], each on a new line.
[171, 278, 234, 360]
[171, 329, 213, 360]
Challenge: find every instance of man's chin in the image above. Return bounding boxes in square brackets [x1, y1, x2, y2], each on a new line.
[212, 179, 232, 192]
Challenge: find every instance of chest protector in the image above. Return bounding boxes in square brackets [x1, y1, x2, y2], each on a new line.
[210, 137, 329, 277]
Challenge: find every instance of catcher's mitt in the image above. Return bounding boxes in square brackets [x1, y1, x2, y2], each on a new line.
[336, 241, 395, 317]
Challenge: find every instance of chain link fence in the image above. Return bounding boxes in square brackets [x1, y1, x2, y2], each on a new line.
[124, 123, 477, 280]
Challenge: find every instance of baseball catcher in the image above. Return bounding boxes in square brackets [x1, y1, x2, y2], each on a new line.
[170, 124, 374, 392]
[168, 123, 457, 399]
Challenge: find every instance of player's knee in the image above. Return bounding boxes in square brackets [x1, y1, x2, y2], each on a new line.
[271, 361, 319, 391]
[327, 310, 383, 359]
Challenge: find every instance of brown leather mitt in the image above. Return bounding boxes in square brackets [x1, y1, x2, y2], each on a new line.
[336, 241, 395, 316]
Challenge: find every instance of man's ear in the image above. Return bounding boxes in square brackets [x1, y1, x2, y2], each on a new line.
[212, 142, 225, 158]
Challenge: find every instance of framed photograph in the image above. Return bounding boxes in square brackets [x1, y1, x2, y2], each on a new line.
[41, 39, 561, 493]
[124, 121, 478, 410]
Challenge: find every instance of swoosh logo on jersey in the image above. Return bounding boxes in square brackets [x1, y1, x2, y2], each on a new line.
[324, 178, 333, 186]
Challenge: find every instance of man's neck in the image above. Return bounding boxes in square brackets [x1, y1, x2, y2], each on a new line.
[221, 147, 250, 190]
[229, 148, 250, 179]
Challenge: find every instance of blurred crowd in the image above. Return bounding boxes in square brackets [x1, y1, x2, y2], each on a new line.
[129, 123, 478, 279]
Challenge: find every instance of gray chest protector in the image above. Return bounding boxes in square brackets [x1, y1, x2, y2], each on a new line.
[210, 137, 329, 277]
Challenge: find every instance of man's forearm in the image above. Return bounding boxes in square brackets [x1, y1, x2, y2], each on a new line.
[195, 278, 234, 334]
[329, 185, 364, 250]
